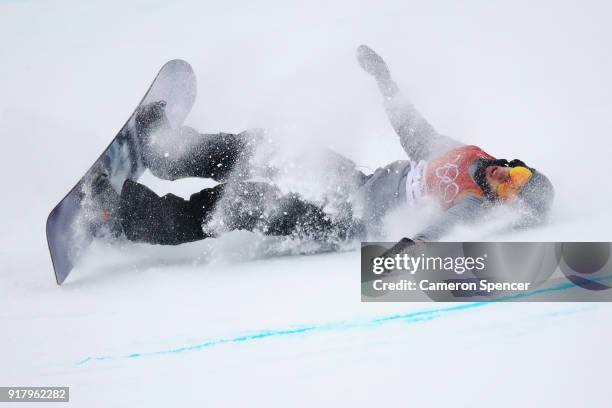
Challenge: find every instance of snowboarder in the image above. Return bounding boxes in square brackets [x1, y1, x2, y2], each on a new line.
[93, 45, 554, 246]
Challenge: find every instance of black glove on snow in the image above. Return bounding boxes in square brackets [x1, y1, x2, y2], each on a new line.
[380, 237, 416, 260]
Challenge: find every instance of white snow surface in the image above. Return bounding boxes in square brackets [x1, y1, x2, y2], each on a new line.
[2, 0, 612, 406]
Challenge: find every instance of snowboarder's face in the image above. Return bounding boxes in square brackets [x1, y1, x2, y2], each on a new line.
[487, 165, 533, 201]
[485, 165, 512, 192]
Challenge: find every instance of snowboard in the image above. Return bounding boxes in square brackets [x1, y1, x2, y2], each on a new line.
[46, 60, 197, 285]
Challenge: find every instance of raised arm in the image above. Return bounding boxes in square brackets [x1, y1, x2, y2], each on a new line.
[357, 45, 463, 161]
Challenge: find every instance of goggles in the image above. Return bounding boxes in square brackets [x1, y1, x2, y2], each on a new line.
[496, 166, 532, 201]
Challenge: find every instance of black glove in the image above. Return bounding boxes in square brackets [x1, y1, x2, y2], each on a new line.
[357, 45, 391, 80]
[356, 45, 398, 98]
[380, 237, 415, 260]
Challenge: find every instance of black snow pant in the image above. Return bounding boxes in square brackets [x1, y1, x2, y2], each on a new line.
[118, 128, 367, 245]
[139, 128, 266, 182]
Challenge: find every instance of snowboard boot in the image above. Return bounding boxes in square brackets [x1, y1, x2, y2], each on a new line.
[134, 100, 170, 138]
[89, 173, 124, 238]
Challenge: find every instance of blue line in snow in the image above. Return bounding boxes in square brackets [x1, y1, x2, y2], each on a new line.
[76, 277, 609, 366]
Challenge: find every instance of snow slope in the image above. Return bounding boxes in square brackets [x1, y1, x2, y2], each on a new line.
[2, 0, 612, 406]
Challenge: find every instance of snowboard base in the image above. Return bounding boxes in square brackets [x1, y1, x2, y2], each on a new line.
[46, 60, 197, 285]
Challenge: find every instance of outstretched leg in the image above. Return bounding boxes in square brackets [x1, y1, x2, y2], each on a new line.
[117, 179, 364, 246]
[206, 181, 365, 241]
[119, 179, 220, 245]
[134, 101, 265, 182]
[145, 128, 264, 182]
